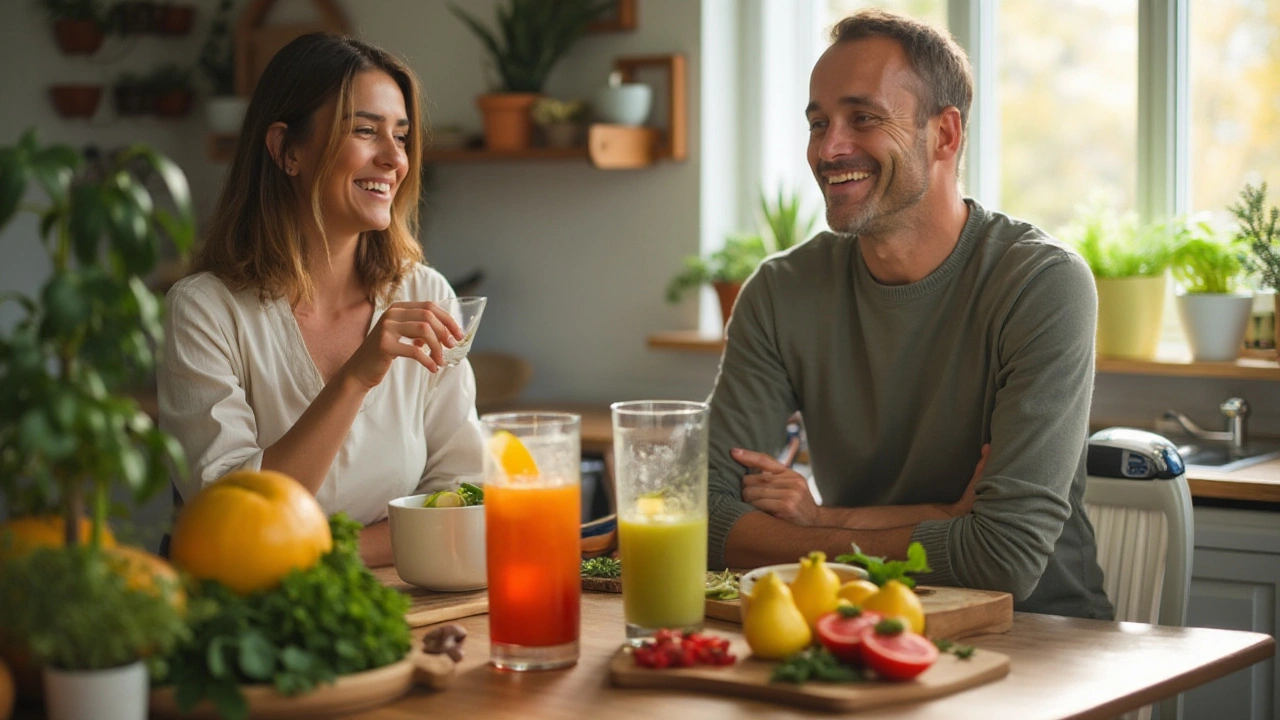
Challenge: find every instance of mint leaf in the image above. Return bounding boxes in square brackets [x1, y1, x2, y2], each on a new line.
[834, 541, 932, 588]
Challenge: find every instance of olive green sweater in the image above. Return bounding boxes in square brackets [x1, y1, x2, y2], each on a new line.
[706, 200, 1113, 619]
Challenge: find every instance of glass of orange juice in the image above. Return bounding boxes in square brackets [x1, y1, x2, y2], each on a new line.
[611, 401, 709, 644]
[480, 412, 582, 671]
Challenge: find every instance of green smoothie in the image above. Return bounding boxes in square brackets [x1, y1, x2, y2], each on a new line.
[619, 515, 708, 632]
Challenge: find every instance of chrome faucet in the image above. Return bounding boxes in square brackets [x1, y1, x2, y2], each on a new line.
[1162, 397, 1250, 453]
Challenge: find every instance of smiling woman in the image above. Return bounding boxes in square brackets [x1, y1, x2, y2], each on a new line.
[159, 33, 485, 569]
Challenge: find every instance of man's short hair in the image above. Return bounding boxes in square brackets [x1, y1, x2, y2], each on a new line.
[830, 9, 974, 135]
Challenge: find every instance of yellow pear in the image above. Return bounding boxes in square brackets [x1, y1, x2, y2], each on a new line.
[788, 551, 842, 629]
[743, 572, 812, 660]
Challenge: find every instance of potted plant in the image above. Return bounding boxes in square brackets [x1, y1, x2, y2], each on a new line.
[112, 71, 152, 116]
[40, 0, 108, 54]
[1170, 218, 1253, 362]
[532, 97, 588, 148]
[148, 63, 194, 118]
[110, 0, 157, 34]
[48, 84, 102, 119]
[0, 129, 194, 718]
[1065, 205, 1185, 360]
[666, 187, 817, 328]
[448, 0, 614, 151]
[1232, 182, 1280, 357]
[199, 0, 246, 134]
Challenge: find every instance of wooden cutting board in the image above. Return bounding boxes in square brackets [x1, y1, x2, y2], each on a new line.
[706, 586, 1013, 640]
[583, 576, 1012, 641]
[371, 566, 489, 628]
[609, 635, 1010, 712]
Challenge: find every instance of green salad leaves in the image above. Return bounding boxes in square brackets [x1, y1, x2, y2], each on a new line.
[835, 542, 931, 588]
[155, 514, 410, 719]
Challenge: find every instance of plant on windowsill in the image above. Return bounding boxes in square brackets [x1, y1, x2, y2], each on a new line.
[1231, 182, 1280, 358]
[1170, 219, 1253, 362]
[0, 129, 193, 718]
[448, 0, 614, 151]
[666, 187, 818, 329]
[1064, 204, 1187, 360]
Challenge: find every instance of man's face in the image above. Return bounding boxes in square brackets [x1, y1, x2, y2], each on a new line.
[806, 37, 932, 237]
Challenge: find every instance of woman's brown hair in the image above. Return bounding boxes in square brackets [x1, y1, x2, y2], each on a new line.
[194, 33, 424, 305]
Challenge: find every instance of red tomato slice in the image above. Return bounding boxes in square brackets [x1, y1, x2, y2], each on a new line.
[860, 626, 939, 681]
[814, 609, 884, 664]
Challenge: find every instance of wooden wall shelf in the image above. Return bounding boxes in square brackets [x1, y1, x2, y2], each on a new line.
[647, 331, 1280, 381]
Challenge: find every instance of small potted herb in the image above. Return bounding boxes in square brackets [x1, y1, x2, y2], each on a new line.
[156, 1, 195, 36]
[199, 0, 246, 134]
[532, 97, 589, 148]
[1170, 219, 1253, 362]
[113, 71, 153, 116]
[666, 187, 817, 328]
[448, 0, 614, 150]
[1232, 182, 1280, 356]
[148, 63, 195, 118]
[1064, 205, 1186, 360]
[39, 0, 108, 54]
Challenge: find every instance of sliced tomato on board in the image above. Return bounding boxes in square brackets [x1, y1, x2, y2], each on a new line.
[860, 620, 939, 681]
[813, 608, 884, 664]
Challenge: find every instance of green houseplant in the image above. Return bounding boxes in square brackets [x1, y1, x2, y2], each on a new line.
[149, 63, 195, 118]
[199, 0, 247, 134]
[448, 0, 614, 150]
[39, 0, 109, 54]
[0, 129, 193, 718]
[1064, 205, 1187, 360]
[1232, 182, 1280, 355]
[667, 187, 817, 327]
[1170, 220, 1253, 362]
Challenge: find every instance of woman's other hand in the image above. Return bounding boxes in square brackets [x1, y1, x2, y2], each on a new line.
[343, 301, 465, 389]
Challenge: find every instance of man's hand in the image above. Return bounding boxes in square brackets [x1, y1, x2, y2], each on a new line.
[734, 447, 823, 526]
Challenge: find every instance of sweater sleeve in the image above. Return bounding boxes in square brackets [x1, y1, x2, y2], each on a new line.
[911, 254, 1097, 600]
[158, 283, 265, 503]
[706, 266, 800, 569]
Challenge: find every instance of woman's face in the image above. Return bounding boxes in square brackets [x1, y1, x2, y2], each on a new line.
[294, 70, 410, 242]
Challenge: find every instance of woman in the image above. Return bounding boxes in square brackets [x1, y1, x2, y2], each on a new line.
[159, 33, 483, 567]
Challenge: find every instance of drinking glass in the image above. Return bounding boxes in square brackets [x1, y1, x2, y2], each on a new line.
[611, 400, 709, 644]
[427, 296, 487, 394]
[480, 412, 582, 671]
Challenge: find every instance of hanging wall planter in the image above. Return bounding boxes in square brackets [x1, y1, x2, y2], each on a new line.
[48, 85, 102, 119]
[51, 18, 104, 54]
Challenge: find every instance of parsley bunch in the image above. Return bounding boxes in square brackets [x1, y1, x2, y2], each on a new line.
[155, 514, 411, 719]
[580, 557, 621, 579]
[771, 646, 864, 684]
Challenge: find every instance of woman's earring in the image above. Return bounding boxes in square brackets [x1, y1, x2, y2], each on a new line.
[286, 166, 297, 176]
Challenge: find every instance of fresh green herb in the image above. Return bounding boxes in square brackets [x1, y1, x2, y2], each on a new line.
[873, 617, 905, 636]
[580, 557, 621, 579]
[770, 646, 863, 684]
[154, 514, 411, 720]
[458, 482, 485, 506]
[704, 569, 740, 600]
[835, 542, 931, 589]
[934, 638, 977, 659]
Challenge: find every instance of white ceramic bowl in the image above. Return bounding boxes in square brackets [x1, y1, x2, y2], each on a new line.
[388, 494, 486, 592]
[738, 562, 869, 621]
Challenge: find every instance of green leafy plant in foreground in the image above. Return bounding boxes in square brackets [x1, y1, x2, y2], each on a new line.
[835, 542, 931, 589]
[154, 514, 411, 720]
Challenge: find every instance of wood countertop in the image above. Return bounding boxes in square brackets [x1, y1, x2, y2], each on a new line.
[1185, 458, 1280, 504]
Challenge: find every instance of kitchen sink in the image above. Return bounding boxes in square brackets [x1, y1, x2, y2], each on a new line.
[1166, 437, 1280, 472]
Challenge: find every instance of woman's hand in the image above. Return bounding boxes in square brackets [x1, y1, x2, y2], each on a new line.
[342, 301, 464, 390]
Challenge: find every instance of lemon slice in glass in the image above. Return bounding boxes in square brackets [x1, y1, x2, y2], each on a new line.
[488, 430, 539, 477]
[636, 495, 666, 517]
[423, 490, 465, 508]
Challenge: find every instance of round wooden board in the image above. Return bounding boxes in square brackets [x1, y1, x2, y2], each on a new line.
[150, 655, 415, 719]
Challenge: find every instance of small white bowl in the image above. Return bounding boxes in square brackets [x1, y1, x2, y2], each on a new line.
[388, 494, 486, 592]
[738, 562, 869, 620]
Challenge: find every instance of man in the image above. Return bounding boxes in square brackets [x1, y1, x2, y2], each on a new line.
[706, 9, 1112, 619]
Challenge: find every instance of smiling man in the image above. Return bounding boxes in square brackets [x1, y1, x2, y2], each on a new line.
[706, 9, 1113, 619]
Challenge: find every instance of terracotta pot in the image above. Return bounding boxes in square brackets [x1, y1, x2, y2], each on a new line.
[51, 18, 103, 54]
[156, 4, 195, 35]
[48, 85, 102, 119]
[712, 281, 742, 330]
[476, 93, 539, 151]
[542, 122, 583, 148]
[153, 90, 193, 118]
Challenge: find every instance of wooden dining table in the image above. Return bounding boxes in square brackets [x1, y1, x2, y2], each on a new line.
[367, 591, 1274, 720]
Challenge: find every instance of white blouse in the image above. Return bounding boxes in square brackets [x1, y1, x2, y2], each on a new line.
[157, 264, 484, 525]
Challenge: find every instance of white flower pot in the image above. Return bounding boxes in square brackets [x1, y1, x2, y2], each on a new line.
[206, 95, 248, 134]
[1176, 293, 1254, 362]
[594, 83, 652, 126]
[43, 660, 147, 720]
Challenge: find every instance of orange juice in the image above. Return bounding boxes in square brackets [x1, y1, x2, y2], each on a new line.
[485, 482, 581, 649]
